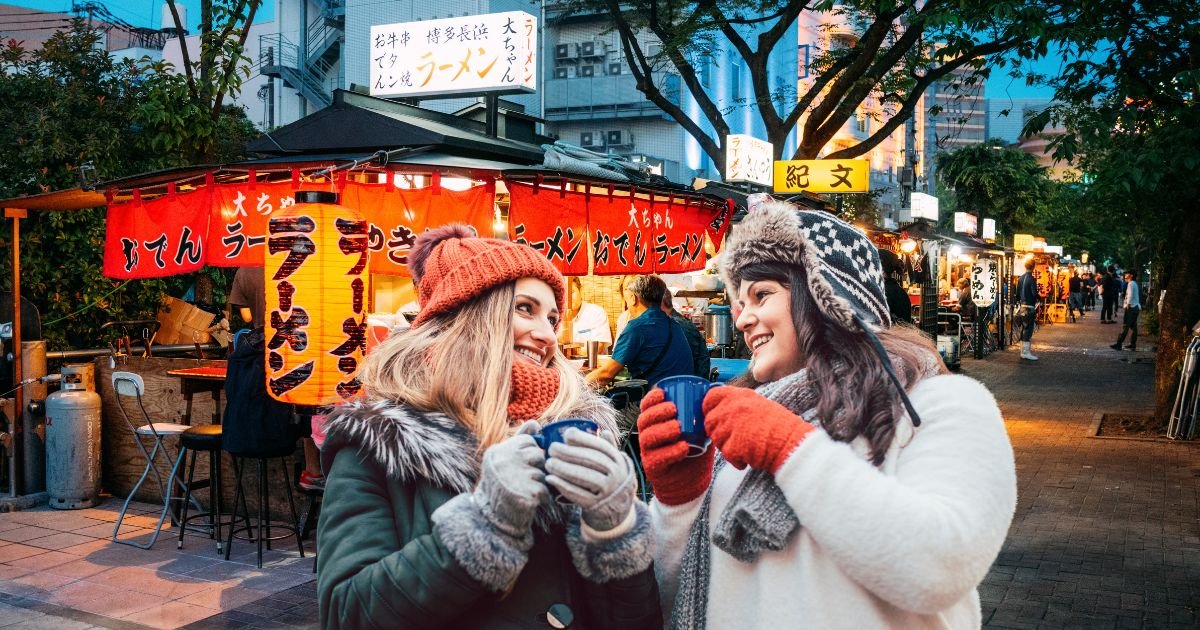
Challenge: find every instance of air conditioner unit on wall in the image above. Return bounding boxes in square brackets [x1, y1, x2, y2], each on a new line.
[608, 63, 623, 75]
[555, 43, 577, 61]
[580, 132, 602, 149]
[606, 130, 632, 147]
[579, 40, 606, 59]
[554, 67, 570, 79]
[579, 65, 595, 77]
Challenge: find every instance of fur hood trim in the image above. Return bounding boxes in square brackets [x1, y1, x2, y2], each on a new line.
[321, 392, 621, 494]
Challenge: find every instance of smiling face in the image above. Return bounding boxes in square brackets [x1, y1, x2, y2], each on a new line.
[735, 279, 803, 383]
[512, 277, 560, 367]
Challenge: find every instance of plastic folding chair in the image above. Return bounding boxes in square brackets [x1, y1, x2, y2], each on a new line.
[111, 371, 192, 549]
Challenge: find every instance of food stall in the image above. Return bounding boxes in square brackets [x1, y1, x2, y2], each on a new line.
[0, 90, 738, 505]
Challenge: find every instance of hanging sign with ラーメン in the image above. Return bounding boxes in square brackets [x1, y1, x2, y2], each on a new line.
[971, 258, 998, 308]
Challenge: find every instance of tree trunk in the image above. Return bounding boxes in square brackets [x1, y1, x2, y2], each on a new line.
[1153, 209, 1200, 428]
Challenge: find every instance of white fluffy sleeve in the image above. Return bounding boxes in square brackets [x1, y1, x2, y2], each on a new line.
[773, 374, 1017, 614]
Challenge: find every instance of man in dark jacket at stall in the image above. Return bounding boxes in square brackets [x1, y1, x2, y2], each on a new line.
[662, 291, 711, 379]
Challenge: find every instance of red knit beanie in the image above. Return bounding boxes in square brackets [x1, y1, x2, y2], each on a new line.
[408, 224, 565, 327]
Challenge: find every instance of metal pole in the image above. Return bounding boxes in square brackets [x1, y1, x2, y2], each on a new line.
[6, 208, 26, 498]
[486, 94, 499, 138]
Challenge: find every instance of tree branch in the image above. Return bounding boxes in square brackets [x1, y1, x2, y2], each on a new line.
[605, 0, 722, 165]
[211, 0, 260, 119]
[801, 2, 915, 144]
[640, 0, 732, 168]
[165, 0, 196, 100]
[819, 37, 1019, 159]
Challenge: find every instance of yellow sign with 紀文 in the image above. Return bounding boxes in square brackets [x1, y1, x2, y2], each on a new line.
[773, 160, 870, 193]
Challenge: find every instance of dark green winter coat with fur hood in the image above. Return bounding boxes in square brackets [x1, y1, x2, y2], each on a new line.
[316, 396, 662, 629]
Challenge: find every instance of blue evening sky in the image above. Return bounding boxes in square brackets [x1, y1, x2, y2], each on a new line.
[8, 0, 274, 34]
[10, 0, 1055, 98]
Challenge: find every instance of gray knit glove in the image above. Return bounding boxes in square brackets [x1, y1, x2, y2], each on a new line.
[546, 429, 635, 532]
[474, 420, 549, 540]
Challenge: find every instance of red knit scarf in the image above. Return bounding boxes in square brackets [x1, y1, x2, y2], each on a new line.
[507, 359, 560, 421]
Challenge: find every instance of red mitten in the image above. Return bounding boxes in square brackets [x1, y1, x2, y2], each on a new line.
[636, 388, 715, 505]
[702, 387, 815, 473]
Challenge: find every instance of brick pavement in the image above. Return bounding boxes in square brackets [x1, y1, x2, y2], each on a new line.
[961, 308, 1200, 628]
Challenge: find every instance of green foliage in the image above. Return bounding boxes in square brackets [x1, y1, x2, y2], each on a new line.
[934, 140, 1051, 238]
[0, 22, 257, 350]
[1024, 0, 1200, 423]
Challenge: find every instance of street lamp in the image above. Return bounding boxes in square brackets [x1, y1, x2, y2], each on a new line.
[1080, 250, 1089, 264]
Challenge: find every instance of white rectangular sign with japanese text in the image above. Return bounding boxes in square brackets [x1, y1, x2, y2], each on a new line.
[725, 135, 774, 187]
[370, 11, 537, 98]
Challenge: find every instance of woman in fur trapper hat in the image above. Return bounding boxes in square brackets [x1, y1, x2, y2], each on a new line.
[317, 225, 661, 629]
[637, 201, 1016, 629]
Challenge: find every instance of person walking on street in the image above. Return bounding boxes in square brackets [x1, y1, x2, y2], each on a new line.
[1100, 267, 1119, 323]
[637, 201, 1016, 628]
[1110, 271, 1142, 351]
[1084, 272, 1097, 311]
[317, 225, 661, 629]
[1068, 270, 1084, 322]
[1017, 259, 1040, 360]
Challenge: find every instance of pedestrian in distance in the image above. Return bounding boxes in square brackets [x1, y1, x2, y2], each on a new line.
[637, 201, 1017, 628]
[1084, 272, 1097, 311]
[1100, 267, 1119, 323]
[879, 249, 913, 325]
[1110, 271, 1142, 352]
[1017, 258, 1040, 360]
[1068, 269, 1084, 322]
[316, 225, 661, 629]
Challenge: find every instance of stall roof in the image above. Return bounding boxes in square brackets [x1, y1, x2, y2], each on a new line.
[245, 89, 545, 164]
[938, 232, 1007, 255]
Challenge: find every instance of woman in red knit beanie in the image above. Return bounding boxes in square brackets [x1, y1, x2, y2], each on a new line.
[317, 225, 661, 629]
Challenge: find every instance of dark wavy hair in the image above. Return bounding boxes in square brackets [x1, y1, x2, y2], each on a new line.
[730, 262, 947, 465]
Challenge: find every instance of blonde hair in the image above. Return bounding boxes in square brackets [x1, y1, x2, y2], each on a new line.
[360, 282, 588, 453]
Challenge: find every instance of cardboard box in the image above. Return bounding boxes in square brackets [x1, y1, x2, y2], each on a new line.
[155, 297, 217, 345]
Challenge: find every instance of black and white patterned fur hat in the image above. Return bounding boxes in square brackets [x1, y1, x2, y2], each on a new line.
[719, 200, 891, 331]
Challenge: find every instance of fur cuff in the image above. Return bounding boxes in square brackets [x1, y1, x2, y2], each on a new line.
[565, 501, 653, 583]
[432, 493, 532, 592]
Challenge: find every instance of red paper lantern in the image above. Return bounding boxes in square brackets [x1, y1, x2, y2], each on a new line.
[264, 191, 367, 405]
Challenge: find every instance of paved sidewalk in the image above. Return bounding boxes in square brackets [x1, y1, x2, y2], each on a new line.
[963, 309, 1200, 628]
[0, 498, 315, 629]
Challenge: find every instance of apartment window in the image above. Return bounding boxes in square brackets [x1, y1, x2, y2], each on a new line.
[856, 114, 868, 133]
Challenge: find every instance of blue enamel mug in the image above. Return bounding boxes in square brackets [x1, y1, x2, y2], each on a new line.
[533, 418, 599, 452]
[656, 375, 722, 457]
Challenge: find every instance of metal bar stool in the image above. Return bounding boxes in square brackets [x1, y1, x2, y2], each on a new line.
[111, 372, 191, 549]
[175, 424, 250, 553]
[223, 444, 306, 568]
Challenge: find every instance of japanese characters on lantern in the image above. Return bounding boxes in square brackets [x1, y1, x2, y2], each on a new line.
[264, 192, 368, 405]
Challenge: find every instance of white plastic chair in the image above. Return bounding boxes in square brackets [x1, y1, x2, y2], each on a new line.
[111, 371, 192, 549]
